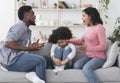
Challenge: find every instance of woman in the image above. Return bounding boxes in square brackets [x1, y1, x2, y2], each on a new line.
[69, 7, 106, 83]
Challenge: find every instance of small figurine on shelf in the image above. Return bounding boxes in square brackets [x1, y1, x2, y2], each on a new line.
[40, 0, 48, 8]
[54, 3, 57, 9]
[31, 2, 38, 9]
[58, 1, 69, 9]
[17, 0, 27, 7]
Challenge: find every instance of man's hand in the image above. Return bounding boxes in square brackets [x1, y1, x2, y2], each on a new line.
[28, 42, 44, 50]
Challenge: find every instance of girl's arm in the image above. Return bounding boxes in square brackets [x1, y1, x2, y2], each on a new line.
[67, 43, 76, 60]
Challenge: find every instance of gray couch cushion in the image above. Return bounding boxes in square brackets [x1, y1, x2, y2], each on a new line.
[0, 70, 31, 82]
[46, 69, 88, 83]
[46, 67, 120, 83]
[96, 67, 120, 82]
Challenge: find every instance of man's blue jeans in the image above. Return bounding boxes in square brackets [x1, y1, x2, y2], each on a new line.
[54, 46, 72, 68]
[3, 53, 46, 81]
[73, 55, 106, 83]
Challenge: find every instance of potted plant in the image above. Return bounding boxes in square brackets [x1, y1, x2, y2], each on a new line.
[108, 17, 120, 44]
[100, 0, 110, 24]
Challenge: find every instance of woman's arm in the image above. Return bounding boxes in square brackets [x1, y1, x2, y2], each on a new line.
[68, 37, 84, 45]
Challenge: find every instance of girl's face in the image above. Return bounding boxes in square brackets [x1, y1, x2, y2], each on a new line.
[82, 11, 92, 26]
[57, 39, 68, 48]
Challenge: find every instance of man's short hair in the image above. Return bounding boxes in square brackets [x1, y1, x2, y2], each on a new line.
[18, 5, 32, 20]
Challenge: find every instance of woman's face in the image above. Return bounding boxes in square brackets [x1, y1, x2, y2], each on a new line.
[82, 11, 92, 26]
[57, 39, 68, 48]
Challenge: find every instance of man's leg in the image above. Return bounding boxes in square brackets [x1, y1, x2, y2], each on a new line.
[4, 53, 46, 81]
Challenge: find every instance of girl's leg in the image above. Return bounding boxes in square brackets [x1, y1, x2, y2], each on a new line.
[83, 57, 106, 83]
[62, 46, 72, 68]
[73, 55, 91, 69]
[53, 47, 63, 71]
[54, 46, 63, 60]
[4, 53, 46, 81]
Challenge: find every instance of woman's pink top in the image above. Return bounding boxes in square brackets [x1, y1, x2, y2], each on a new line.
[70, 24, 106, 59]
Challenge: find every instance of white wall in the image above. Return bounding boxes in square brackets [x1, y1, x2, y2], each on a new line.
[0, 0, 120, 41]
[105, 0, 120, 37]
[0, 0, 14, 41]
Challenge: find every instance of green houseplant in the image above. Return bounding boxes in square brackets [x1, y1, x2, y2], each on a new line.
[100, 0, 110, 24]
[108, 17, 120, 44]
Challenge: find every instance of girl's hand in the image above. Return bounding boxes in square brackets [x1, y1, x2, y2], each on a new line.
[60, 57, 70, 66]
[60, 60, 66, 66]
[52, 57, 61, 66]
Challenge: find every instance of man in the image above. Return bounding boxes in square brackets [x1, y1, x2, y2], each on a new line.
[0, 5, 46, 83]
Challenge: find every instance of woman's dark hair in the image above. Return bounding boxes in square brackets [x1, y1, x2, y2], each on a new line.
[48, 26, 72, 44]
[83, 7, 103, 25]
[18, 5, 32, 20]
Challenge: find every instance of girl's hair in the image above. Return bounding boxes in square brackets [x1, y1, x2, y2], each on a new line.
[48, 26, 72, 44]
[83, 7, 103, 25]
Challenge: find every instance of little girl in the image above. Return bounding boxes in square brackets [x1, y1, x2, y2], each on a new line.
[48, 26, 76, 73]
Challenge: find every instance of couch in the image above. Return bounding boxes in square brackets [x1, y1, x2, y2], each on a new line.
[0, 40, 120, 83]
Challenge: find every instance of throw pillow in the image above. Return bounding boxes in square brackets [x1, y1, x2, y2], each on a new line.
[103, 41, 119, 68]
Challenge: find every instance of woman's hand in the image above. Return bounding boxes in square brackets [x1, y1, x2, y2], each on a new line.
[78, 44, 87, 51]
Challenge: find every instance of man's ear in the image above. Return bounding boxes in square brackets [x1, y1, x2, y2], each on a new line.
[27, 15, 30, 19]
[24, 13, 29, 19]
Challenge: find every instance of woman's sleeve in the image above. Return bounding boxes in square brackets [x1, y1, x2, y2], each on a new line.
[69, 37, 84, 45]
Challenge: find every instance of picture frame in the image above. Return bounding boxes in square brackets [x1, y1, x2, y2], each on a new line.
[40, 0, 48, 8]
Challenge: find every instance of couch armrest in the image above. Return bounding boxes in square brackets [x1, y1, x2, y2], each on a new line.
[117, 55, 120, 67]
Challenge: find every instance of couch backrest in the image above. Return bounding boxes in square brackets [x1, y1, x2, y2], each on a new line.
[30, 42, 52, 57]
[31, 41, 112, 63]
[105, 40, 112, 54]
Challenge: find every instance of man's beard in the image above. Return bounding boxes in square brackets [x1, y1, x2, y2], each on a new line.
[29, 20, 35, 25]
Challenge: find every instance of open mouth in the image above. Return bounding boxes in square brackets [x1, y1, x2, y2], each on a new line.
[83, 20, 85, 23]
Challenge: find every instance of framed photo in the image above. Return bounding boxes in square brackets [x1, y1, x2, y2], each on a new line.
[40, 0, 48, 8]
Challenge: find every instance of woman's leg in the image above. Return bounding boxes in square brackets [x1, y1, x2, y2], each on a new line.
[83, 57, 106, 83]
[73, 55, 91, 69]
[4, 53, 46, 81]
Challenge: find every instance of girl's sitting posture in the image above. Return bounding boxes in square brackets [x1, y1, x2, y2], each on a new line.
[48, 26, 76, 73]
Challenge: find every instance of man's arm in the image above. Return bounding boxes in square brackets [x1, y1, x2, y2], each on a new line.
[5, 41, 43, 51]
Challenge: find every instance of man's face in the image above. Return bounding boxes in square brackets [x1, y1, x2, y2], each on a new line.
[27, 10, 36, 25]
